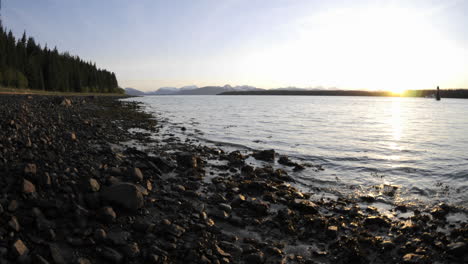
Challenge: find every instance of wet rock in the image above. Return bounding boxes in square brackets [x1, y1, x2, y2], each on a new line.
[291, 199, 318, 214]
[12, 239, 29, 257]
[98, 206, 117, 223]
[293, 164, 305, 171]
[130, 167, 144, 181]
[101, 182, 144, 211]
[430, 203, 450, 219]
[363, 216, 390, 228]
[278, 156, 295, 166]
[252, 149, 275, 162]
[177, 152, 199, 169]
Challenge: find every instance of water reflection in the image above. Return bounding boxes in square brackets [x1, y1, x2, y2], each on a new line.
[391, 98, 402, 141]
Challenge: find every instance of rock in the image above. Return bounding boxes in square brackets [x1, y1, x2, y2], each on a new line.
[8, 216, 20, 232]
[122, 242, 140, 258]
[98, 247, 123, 263]
[291, 199, 318, 214]
[76, 258, 92, 264]
[101, 183, 144, 211]
[23, 179, 36, 194]
[8, 200, 19, 211]
[252, 149, 275, 162]
[130, 167, 143, 181]
[49, 244, 66, 264]
[215, 245, 231, 258]
[176, 152, 198, 169]
[278, 156, 295, 166]
[86, 178, 100, 192]
[431, 204, 450, 219]
[402, 253, 425, 263]
[107, 231, 131, 246]
[447, 242, 466, 257]
[94, 228, 107, 241]
[293, 164, 305, 171]
[12, 239, 29, 257]
[34, 254, 51, 264]
[363, 216, 390, 228]
[24, 163, 37, 175]
[70, 132, 77, 141]
[219, 203, 232, 213]
[98, 206, 117, 223]
[245, 252, 264, 264]
[60, 98, 72, 106]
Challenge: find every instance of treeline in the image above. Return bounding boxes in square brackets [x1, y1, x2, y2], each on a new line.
[221, 89, 468, 99]
[0, 23, 123, 93]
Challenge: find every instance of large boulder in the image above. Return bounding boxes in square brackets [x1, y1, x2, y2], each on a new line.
[101, 183, 144, 211]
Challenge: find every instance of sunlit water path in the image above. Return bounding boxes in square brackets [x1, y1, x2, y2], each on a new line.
[125, 96, 468, 208]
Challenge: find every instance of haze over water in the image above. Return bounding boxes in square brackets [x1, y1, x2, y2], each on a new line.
[128, 95, 468, 207]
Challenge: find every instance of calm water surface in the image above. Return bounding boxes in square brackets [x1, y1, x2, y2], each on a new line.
[126, 96, 468, 207]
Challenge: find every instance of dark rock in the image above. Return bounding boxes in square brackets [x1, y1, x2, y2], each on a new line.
[122, 242, 140, 258]
[363, 216, 390, 228]
[49, 244, 66, 264]
[94, 228, 107, 242]
[107, 231, 131, 245]
[447, 241, 466, 257]
[24, 163, 37, 175]
[291, 199, 318, 214]
[177, 152, 199, 169]
[8, 216, 20, 232]
[98, 206, 117, 223]
[101, 182, 144, 211]
[130, 167, 144, 181]
[98, 247, 123, 263]
[252, 149, 275, 162]
[244, 252, 264, 264]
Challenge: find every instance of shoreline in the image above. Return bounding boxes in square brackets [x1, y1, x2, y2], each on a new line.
[0, 94, 466, 263]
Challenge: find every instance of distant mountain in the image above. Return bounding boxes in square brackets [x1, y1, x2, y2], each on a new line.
[179, 85, 263, 95]
[127, 85, 262, 96]
[125, 88, 146, 96]
[146, 85, 199, 95]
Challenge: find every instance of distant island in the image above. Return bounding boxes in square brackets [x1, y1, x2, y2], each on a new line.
[220, 89, 468, 98]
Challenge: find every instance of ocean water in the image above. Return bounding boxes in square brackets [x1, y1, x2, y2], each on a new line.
[125, 95, 468, 208]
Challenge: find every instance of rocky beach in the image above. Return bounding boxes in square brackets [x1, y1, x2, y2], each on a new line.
[0, 94, 466, 264]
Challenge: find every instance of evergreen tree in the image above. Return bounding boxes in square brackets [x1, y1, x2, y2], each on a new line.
[0, 24, 122, 93]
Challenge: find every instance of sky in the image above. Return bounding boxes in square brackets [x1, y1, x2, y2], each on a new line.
[3, 0, 468, 91]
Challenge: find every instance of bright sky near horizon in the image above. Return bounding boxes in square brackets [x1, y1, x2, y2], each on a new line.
[3, 0, 468, 91]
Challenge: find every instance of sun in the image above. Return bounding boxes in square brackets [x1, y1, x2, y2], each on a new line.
[242, 6, 467, 90]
